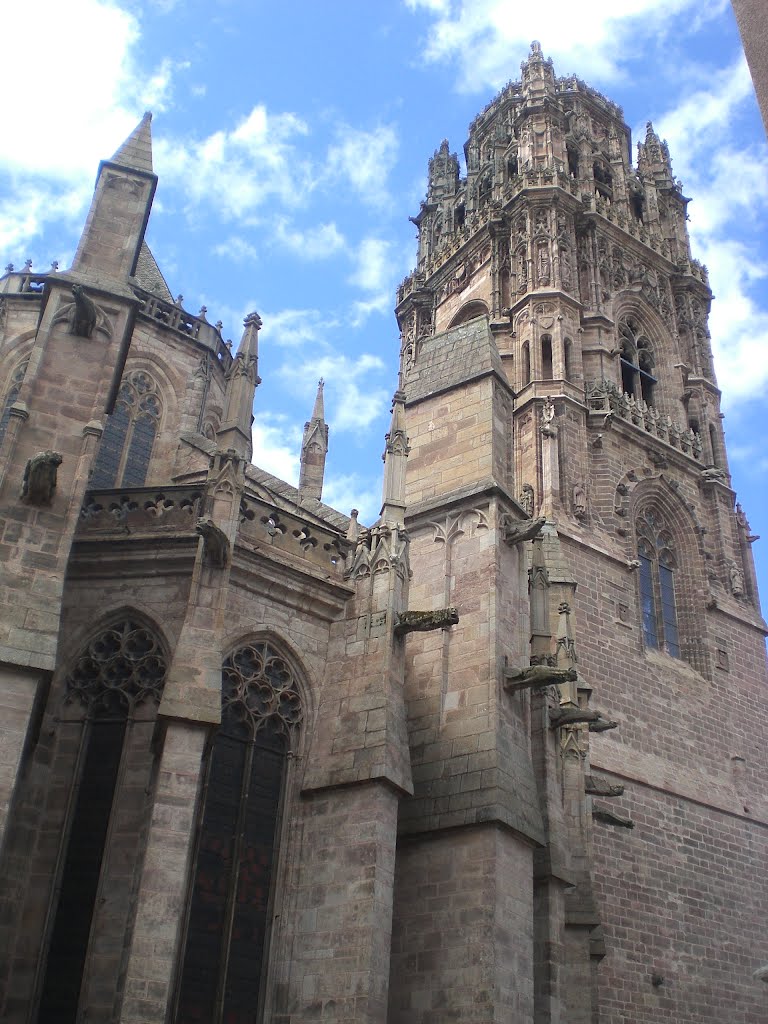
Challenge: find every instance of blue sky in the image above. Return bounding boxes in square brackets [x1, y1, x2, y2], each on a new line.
[2, 0, 767, 606]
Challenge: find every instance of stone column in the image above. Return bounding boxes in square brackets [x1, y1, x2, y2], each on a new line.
[119, 721, 208, 1024]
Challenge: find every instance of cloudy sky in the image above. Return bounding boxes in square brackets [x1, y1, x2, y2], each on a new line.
[2, 0, 767, 602]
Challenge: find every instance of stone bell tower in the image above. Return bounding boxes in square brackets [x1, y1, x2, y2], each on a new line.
[394, 41, 768, 1024]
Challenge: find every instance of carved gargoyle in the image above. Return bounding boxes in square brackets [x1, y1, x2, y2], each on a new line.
[196, 517, 230, 568]
[395, 607, 459, 637]
[592, 807, 634, 829]
[70, 285, 97, 338]
[585, 774, 625, 798]
[500, 514, 546, 546]
[21, 450, 62, 505]
[549, 706, 599, 728]
[504, 665, 577, 694]
[589, 715, 618, 732]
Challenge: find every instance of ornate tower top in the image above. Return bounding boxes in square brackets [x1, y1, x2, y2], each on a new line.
[298, 379, 329, 502]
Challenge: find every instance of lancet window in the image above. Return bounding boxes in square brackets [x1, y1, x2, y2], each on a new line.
[619, 317, 657, 406]
[175, 640, 304, 1024]
[91, 369, 162, 488]
[0, 359, 28, 445]
[37, 619, 167, 1021]
[636, 509, 680, 657]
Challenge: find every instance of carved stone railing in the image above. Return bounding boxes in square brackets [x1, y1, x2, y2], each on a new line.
[78, 487, 205, 535]
[0, 267, 52, 296]
[238, 495, 352, 579]
[586, 378, 702, 460]
[133, 288, 233, 371]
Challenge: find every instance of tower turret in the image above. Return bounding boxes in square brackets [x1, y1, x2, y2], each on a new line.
[71, 111, 157, 286]
[217, 311, 261, 460]
[298, 378, 328, 501]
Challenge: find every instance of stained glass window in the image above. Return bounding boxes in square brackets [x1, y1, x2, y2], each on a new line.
[37, 621, 167, 1021]
[91, 370, 162, 487]
[175, 641, 303, 1024]
[637, 510, 680, 658]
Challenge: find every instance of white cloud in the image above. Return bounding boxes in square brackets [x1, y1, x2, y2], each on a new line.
[155, 105, 313, 220]
[251, 414, 301, 484]
[326, 123, 399, 207]
[273, 219, 347, 260]
[258, 308, 335, 348]
[0, 1, 185, 180]
[213, 236, 261, 264]
[406, 0, 726, 91]
[322, 472, 382, 524]
[277, 352, 389, 433]
[349, 238, 392, 292]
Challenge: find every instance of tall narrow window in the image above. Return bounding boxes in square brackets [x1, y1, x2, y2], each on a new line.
[522, 342, 531, 387]
[0, 359, 29, 445]
[541, 336, 553, 380]
[619, 317, 657, 406]
[176, 641, 303, 1024]
[91, 369, 162, 488]
[636, 509, 680, 657]
[37, 621, 167, 1021]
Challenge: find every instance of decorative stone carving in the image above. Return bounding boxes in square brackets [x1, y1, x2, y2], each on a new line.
[572, 482, 587, 520]
[585, 774, 625, 797]
[21, 450, 62, 504]
[65, 619, 167, 713]
[196, 516, 230, 568]
[592, 807, 634, 829]
[500, 514, 546, 546]
[395, 607, 459, 637]
[70, 284, 98, 338]
[519, 483, 535, 517]
[729, 562, 745, 597]
[541, 397, 557, 437]
[504, 664, 577, 694]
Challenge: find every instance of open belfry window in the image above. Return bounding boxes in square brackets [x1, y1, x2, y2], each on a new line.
[636, 508, 680, 657]
[175, 640, 303, 1024]
[619, 316, 657, 406]
[91, 369, 162, 487]
[37, 619, 167, 1021]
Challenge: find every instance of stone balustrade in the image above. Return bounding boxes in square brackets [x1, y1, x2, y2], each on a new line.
[586, 378, 702, 459]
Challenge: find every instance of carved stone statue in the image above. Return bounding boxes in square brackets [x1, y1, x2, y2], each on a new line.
[541, 397, 557, 437]
[21, 450, 62, 505]
[500, 514, 546, 546]
[519, 483, 534, 517]
[395, 607, 459, 636]
[729, 562, 745, 597]
[196, 517, 230, 568]
[70, 285, 97, 338]
[572, 482, 587, 519]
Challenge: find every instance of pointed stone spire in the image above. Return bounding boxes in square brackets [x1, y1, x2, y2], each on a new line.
[380, 389, 409, 525]
[298, 379, 329, 501]
[217, 312, 262, 460]
[111, 111, 154, 173]
[71, 114, 158, 282]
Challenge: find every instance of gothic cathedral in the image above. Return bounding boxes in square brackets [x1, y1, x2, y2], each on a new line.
[0, 43, 766, 1024]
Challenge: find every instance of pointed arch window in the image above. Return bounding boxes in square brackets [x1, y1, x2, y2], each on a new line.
[91, 369, 162, 488]
[0, 359, 29, 445]
[37, 620, 167, 1021]
[175, 641, 303, 1024]
[636, 509, 680, 657]
[619, 317, 656, 406]
[541, 335, 553, 380]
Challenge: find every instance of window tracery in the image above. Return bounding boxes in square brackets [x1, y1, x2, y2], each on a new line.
[0, 359, 28, 445]
[176, 640, 303, 1024]
[619, 316, 656, 406]
[38, 618, 167, 1021]
[636, 509, 680, 657]
[91, 369, 162, 488]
